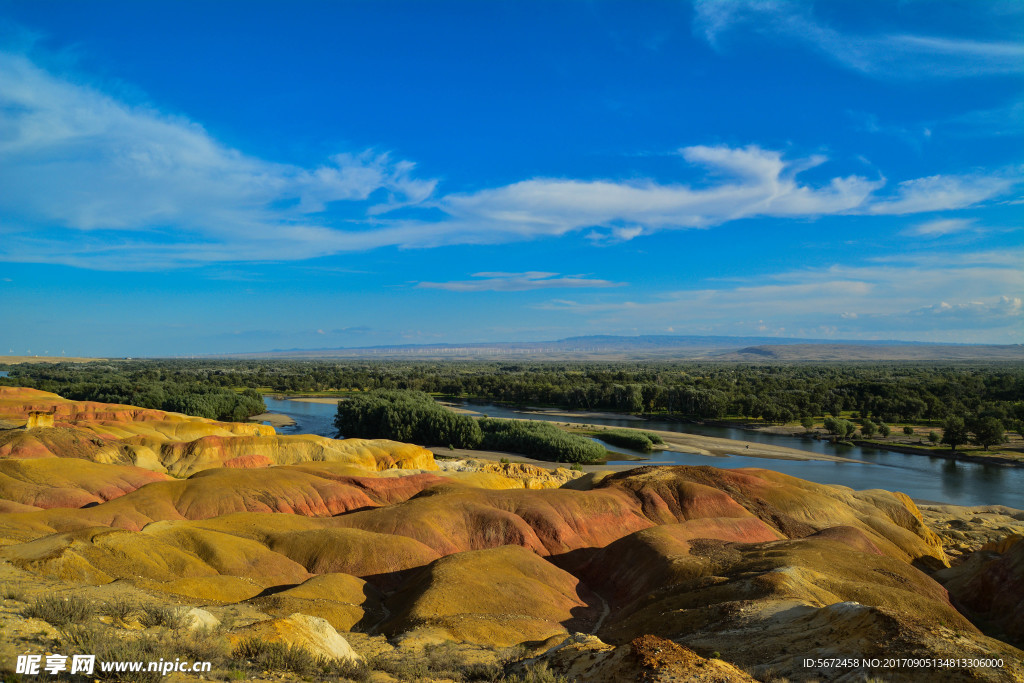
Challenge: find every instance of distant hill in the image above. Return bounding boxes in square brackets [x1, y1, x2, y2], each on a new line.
[214, 335, 1024, 361]
[715, 344, 1024, 361]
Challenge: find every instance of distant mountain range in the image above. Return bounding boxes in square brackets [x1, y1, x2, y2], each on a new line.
[214, 335, 1024, 361]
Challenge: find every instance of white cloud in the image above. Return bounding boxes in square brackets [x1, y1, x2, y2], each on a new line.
[0, 50, 1019, 269]
[906, 296, 1022, 323]
[416, 272, 625, 292]
[693, 0, 1024, 79]
[535, 249, 1024, 342]
[903, 218, 977, 237]
[868, 175, 1015, 215]
[438, 145, 883, 239]
[0, 51, 437, 263]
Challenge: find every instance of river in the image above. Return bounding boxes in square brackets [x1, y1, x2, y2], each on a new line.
[261, 396, 1023, 508]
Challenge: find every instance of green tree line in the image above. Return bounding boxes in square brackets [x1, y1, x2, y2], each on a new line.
[333, 390, 605, 463]
[3, 359, 1021, 438]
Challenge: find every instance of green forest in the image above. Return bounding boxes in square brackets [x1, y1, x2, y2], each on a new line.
[2, 358, 1022, 435]
[0, 361, 265, 422]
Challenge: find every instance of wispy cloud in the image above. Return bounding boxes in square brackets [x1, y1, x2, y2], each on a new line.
[693, 0, 1024, 79]
[866, 174, 1016, 215]
[0, 50, 1019, 269]
[417, 272, 625, 292]
[535, 250, 1024, 342]
[903, 217, 977, 237]
[0, 51, 436, 265]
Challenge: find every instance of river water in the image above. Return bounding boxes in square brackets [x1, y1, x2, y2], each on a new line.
[261, 396, 1023, 508]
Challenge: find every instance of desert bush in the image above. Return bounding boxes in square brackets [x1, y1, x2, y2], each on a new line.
[60, 625, 163, 682]
[230, 637, 357, 677]
[504, 662, 570, 683]
[0, 584, 24, 601]
[366, 643, 501, 682]
[102, 596, 140, 622]
[23, 595, 95, 627]
[139, 604, 188, 629]
[173, 628, 231, 663]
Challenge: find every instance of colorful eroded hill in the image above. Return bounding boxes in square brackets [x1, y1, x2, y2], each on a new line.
[0, 386, 1021, 682]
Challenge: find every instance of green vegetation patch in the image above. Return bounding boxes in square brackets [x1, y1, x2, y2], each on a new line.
[334, 389, 483, 448]
[334, 390, 604, 463]
[478, 417, 605, 464]
[591, 428, 664, 452]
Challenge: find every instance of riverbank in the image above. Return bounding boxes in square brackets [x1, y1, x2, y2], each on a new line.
[248, 412, 296, 428]
[573, 423, 863, 463]
[851, 440, 1024, 467]
[691, 419, 1024, 468]
[429, 447, 654, 473]
[518, 407, 645, 421]
[428, 422, 863, 466]
[283, 397, 342, 405]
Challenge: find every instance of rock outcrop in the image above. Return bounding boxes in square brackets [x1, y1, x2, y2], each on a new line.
[936, 535, 1024, 649]
[229, 613, 363, 664]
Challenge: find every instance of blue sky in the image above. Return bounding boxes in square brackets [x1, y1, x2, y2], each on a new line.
[0, 0, 1021, 356]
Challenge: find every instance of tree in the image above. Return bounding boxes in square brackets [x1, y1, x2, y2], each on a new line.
[941, 417, 969, 452]
[928, 431, 940, 445]
[860, 419, 877, 438]
[823, 416, 847, 436]
[878, 423, 891, 438]
[800, 416, 815, 432]
[844, 421, 857, 439]
[903, 426, 914, 436]
[969, 417, 1005, 451]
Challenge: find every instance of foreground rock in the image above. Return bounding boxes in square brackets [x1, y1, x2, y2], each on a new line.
[228, 612, 363, 664]
[529, 633, 758, 682]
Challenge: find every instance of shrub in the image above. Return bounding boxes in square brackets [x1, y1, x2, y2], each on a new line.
[903, 426, 914, 436]
[595, 429, 662, 452]
[60, 625, 163, 682]
[0, 584, 24, 601]
[479, 418, 604, 464]
[230, 637, 358, 677]
[23, 595, 95, 627]
[102, 597, 140, 622]
[505, 663, 570, 683]
[366, 642, 499, 682]
[139, 604, 187, 629]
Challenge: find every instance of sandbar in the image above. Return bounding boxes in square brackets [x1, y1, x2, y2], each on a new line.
[248, 412, 296, 428]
